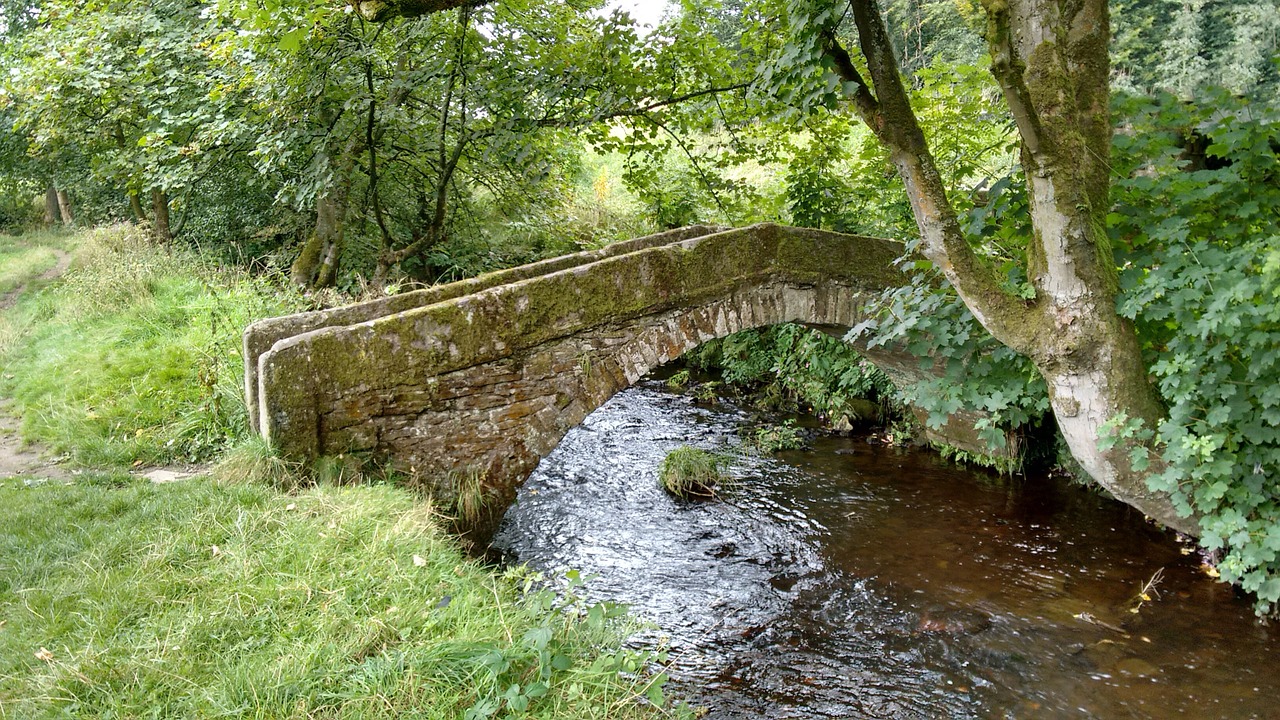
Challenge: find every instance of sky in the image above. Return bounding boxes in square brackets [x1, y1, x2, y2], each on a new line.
[605, 0, 675, 35]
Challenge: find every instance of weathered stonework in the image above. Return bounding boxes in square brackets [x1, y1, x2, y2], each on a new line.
[247, 223, 1010, 534]
[243, 225, 727, 433]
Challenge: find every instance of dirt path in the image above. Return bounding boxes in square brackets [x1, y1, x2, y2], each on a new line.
[0, 400, 75, 481]
[0, 247, 207, 484]
[0, 247, 72, 311]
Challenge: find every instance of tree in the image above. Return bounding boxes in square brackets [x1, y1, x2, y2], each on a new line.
[7, 0, 247, 240]
[771, 0, 1199, 534]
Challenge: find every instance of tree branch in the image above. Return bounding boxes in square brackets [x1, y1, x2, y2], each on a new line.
[355, 0, 487, 22]
[843, 0, 1038, 351]
[980, 0, 1044, 156]
[820, 30, 881, 128]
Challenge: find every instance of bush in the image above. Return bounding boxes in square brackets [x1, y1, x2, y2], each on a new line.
[748, 420, 805, 453]
[1109, 89, 1280, 614]
[686, 323, 900, 428]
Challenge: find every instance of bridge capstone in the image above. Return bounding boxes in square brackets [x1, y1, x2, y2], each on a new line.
[245, 223, 1003, 534]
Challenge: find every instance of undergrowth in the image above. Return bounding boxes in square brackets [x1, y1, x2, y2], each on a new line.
[685, 323, 899, 429]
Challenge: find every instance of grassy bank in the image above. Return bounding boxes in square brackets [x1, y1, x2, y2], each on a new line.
[0, 231, 70, 295]
[0, 226, 679, 719]
[0, 476, 675, 719]
[0, 225, 306, 466]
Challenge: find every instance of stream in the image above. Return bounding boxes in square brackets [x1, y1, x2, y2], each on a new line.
[492, 378, 1279, 718]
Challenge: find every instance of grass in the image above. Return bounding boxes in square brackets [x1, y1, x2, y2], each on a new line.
[0, 225, 682, 718]
[0, 224, 308, 467]
[658, 446, 729, 500]
[0, 476, 680, 719]
[0, 235, 59, 294]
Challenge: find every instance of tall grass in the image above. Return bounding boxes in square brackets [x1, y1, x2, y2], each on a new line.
[0, 477, 679, 719]
[0, 224, 307, 466]
[658, 446, 729, 500]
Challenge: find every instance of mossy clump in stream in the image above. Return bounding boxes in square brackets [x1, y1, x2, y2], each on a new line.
[659, 446, 729, 500]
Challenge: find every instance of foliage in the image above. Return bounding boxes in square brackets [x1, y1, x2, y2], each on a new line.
[666, 369, 692, 390]
[936, 441, 1024, 476]
[747, 419, 805, 453]
[0, 225, 306, 466]
[688, 323, 898, 428]
[1112, 0, 1280, 100]
[1108, 89, 1280, 613]
[0, 476, 679, 719]
[849, 275, 1051, 452]
[5, 0, 249, 229]
[658, 446, 729, 499]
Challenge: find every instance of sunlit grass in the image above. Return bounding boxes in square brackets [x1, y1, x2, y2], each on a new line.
[0, 477, 677, 719]
[0, 225, 307, 467]
[0, 229, 75, 294]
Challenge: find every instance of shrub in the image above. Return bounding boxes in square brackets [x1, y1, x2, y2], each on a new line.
[749, 420, 805, 453]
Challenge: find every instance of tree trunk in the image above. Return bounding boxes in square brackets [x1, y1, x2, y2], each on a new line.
[44, 186, 61, 226]
[291, 180, 350, 289]
[55, 190, 74, 227]
[831, 0, 1198, 535]
[151, 189, 172, 243]
[129, 190, 147, 222]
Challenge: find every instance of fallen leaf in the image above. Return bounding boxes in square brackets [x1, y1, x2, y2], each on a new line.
[35, 648, 53, 662]
[211, 545, 221, 556]
[413, 555, 427, 567]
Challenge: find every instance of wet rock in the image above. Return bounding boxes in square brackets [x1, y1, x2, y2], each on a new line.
[914, 606, 994, 635]
[1114, 657, 1160, 677]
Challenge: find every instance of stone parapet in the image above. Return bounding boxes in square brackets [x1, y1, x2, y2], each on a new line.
[244, 225, 727, 432]
[248, 223, 1019, 535]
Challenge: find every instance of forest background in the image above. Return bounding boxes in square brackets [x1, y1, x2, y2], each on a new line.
[1, 0, 1279, 615]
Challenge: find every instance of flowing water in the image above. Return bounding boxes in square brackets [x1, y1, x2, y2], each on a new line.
[492, 379, 1279, 719]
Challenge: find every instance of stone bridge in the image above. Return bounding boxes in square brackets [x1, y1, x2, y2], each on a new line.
[245, 224, 1001, 532]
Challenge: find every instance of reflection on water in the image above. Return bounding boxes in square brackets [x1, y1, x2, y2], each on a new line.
[492, 380, 1277, 719]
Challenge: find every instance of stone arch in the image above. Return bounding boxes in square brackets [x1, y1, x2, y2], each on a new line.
[248, 224, 908, 531]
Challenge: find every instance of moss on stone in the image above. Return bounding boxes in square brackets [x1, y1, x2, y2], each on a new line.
[257, 224, 921, 463]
